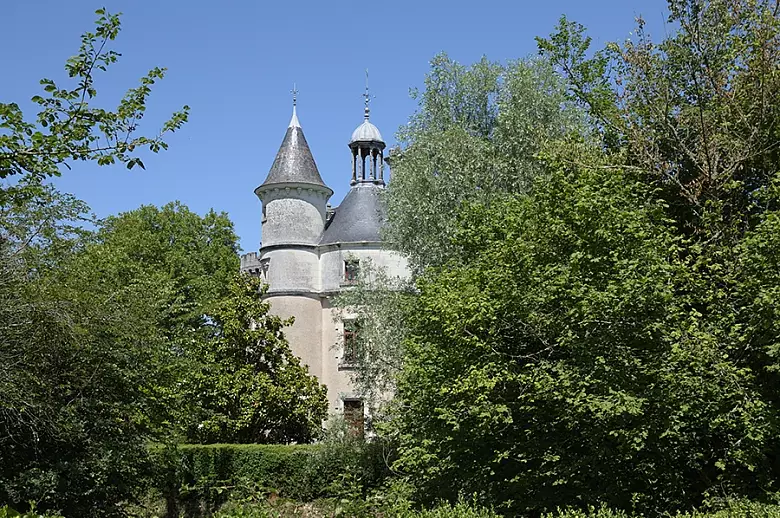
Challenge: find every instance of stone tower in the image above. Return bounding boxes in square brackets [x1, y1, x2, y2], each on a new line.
[252, 104, 332, 373]
[242, 95, 408, 419]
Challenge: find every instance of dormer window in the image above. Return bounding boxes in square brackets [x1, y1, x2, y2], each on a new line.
[344, 259, 359, 285]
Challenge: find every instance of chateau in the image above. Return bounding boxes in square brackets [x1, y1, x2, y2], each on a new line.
[240, 98, 408, 422]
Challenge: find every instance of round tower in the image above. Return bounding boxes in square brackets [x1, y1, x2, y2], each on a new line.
[254, 101, 332, 374]
[256, 104, 332, 249]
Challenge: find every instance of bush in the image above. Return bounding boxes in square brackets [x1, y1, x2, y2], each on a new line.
[0, 506, 64, 518]
[211, 498, 498, 518]
[680, 500, 780, 518]
[547, 501, 780, 518]
[152, 441, 391, 516]
[546, 506, 632, 518]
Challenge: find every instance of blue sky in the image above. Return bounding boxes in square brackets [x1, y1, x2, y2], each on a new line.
[2, 0, 668, 252]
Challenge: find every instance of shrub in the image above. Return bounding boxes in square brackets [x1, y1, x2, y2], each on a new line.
[152, 441, 391, 516]
[546, 505, 632, 518]
[211, 498, 498, 518]
[679, 500, 780, 518]
[547, 500, 780, 518]
[0, 505, 64, 518]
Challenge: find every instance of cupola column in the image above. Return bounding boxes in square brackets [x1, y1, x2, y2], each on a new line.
[351, 149, 357, 185]
[370, 149, 377, 181]
[361, 149, 367, 181]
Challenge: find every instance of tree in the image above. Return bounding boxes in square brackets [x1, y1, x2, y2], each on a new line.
[387, 1, 780, 515]
[50, 202, 242, 438]
[385, 54, 584, 273]
[0, 9, 190, 516]
[0, 9, 189, 207]
[0, 182, 95, 269]
[181, 274, 328, 444]
[391, 161, 774, 516]
[86, 202, 240, 335]
[42, 200, 326, 446]
[332, 55, 584, 406]
[536, 0, 780, 237]
[0, 224, 176, 516]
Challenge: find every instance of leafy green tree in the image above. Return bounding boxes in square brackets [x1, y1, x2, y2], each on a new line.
[0, 9, 189, 207]
[0, 231, 173, 516]
[391, 161, 774, 516]
[0, 9, 190, 516]
[386, 54, 584, 272]
[57, 203, 325, 445]
[0, 182, 95, 269]
[537, 0, 780, 236]
[333, 55, 584, 406]
[86, 202, 240, 334]
[181, 274, 328, 444]
[51, 202, 241, 437]
[388, 2, 780, 514]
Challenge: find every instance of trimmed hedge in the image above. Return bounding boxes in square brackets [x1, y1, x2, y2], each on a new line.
[152, 442, 390, 517]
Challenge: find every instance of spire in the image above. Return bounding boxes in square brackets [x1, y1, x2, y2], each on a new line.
[363, 69, 371, 121]
[289, 83, 300, 128]
[256, 92, 330, 191]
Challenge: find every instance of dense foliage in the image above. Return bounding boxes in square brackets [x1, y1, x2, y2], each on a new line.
[334, 55, 584, 405]
[392, 162, 776, 514]
[181, 275, 328, 444]
[153, 438, 389, 516]
[0, 10, 325, 517]
[386, 54, 584, 272]
[384, 0, 780, 515]
[1, 235, 157, 515]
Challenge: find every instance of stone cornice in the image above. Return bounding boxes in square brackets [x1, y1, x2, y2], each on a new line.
[259, 243, 319, 253]
[254, 181, 333, 200]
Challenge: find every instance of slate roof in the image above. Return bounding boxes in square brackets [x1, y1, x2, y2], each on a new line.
[259, 108, 328, 189]
[350, 120, 384, 145]
[319, 183, 385, 245]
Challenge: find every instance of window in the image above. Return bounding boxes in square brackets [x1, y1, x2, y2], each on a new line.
[260, 258, 270, 280]
[343, 399, 364, 438]
[341, 320, 359, 367]
[344, 259, 359, 285]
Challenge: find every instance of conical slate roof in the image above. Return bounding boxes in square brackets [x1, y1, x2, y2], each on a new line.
[319, 183, 385, 245]
[259, 108, 328, 189]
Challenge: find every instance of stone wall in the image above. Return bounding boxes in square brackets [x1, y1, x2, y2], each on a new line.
[259, 187, 328, 247]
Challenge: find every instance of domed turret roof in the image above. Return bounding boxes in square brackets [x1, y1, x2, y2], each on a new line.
[350, 119, 384, 144]
[257, 107, 330, 190]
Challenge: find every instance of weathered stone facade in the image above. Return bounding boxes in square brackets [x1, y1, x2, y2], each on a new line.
[240, 103, 408, 417]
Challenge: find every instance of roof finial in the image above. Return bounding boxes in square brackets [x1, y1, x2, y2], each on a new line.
[289, 83, 300, 128]
[363, 69, 371, 121]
